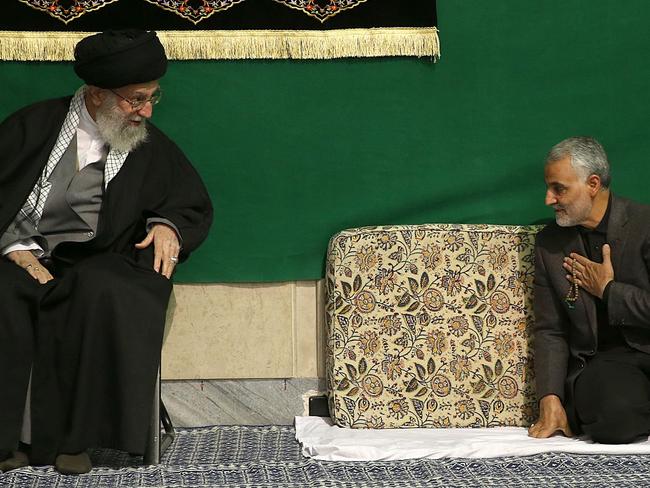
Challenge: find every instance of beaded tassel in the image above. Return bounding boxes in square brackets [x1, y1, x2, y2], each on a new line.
[565, 258, 579, 309]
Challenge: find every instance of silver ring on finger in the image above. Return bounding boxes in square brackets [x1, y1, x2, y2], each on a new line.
[25, 263, 33, 269]
[170, 256, 178, 263]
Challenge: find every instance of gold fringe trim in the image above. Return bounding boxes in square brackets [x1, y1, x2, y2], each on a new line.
[0, 28, 439, 61]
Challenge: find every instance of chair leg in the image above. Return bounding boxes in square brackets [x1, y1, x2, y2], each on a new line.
[144, 367, 175, 464]
[144, 368, 161, 464]
[160, 398, 175, 455]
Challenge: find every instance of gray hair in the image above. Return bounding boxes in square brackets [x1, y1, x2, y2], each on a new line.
[546, 136, 611, 188]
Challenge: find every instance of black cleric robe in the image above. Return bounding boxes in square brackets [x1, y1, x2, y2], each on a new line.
[0, 96, 213, 464]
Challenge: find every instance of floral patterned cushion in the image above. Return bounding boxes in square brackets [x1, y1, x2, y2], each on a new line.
[325, 224, 541, 429]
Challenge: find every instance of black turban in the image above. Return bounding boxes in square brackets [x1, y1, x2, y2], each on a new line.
[74, 30, 167, 89]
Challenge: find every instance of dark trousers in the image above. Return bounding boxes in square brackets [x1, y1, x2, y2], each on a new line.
[573, 347, 650, 444]
[0, 252, 171, 463]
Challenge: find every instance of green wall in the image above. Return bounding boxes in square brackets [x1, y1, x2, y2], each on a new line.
[1, 1, 649, 282]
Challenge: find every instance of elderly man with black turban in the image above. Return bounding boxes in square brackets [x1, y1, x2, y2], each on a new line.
[0, 30, 213, 474]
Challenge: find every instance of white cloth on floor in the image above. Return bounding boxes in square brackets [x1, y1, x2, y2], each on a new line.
[295, 416, 650, 461]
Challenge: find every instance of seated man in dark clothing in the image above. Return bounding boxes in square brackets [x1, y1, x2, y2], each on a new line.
[0, 30, 213, 474]
[529, 136, 650, 444]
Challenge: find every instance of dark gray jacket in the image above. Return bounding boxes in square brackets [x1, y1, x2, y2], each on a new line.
[533, 194, 650, 424]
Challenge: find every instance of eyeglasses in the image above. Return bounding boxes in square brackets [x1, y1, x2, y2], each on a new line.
[109, 88, 163, 111]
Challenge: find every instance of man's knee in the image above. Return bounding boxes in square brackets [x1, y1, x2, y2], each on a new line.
[0, 260, 38, 296]
[70, 254, 137, 296]
[66, 253, 171, 316]
[575, 360, 650, 443]
[0, 262, 37, 350]
[584, 408, 650, 444]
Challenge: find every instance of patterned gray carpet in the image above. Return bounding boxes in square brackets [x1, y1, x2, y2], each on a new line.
[2, 425, 650, 487]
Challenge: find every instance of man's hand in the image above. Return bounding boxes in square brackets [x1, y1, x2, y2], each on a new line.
[563, 244, 614, 299]
[6, 250, 53, 284]
[528, 394, 574, 438]
[134, 223, 180, 279]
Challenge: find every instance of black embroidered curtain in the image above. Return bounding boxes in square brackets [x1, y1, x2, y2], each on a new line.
[0, 0, 439, 60]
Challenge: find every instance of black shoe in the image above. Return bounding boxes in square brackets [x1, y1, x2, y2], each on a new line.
[0, 450, 29, 472]
[55, 451, 92, 475]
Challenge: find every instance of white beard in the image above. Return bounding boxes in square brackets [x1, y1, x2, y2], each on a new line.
[554, 195, 592, 227]
[95, 98, 148, 153]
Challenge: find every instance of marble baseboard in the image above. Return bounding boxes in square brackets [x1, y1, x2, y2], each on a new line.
[162, 378, 326, 427]
[163, 282, 326, 380]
